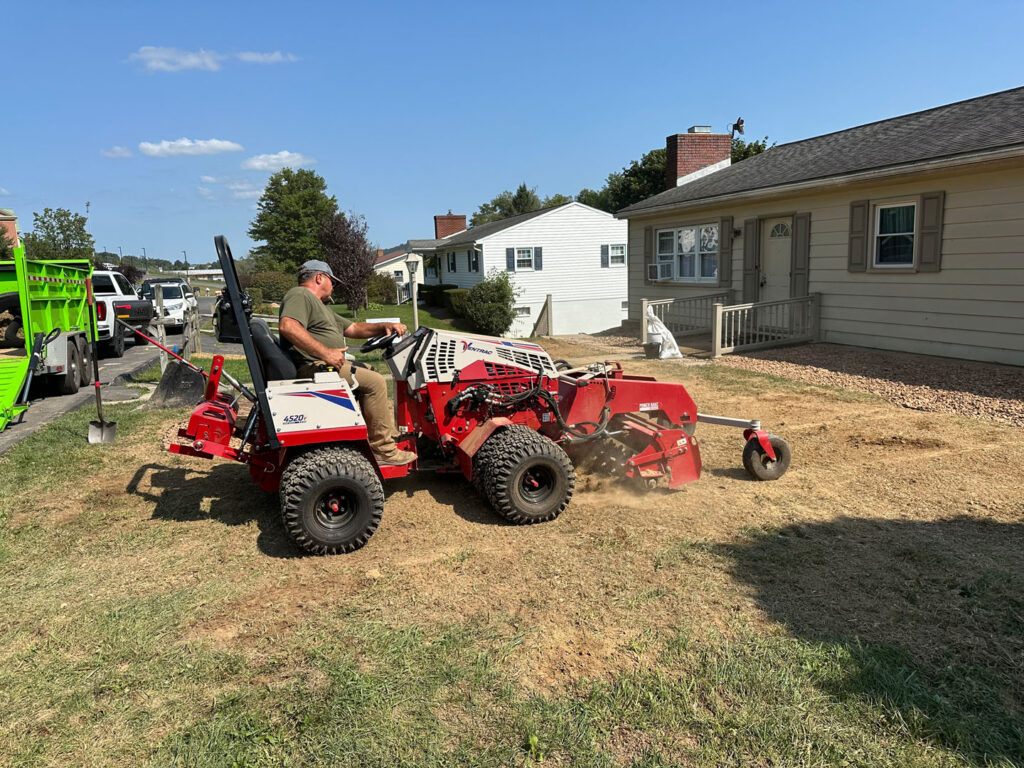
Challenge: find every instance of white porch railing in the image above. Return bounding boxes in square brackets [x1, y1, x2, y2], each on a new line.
[531, 294, 553, 337]
[641, 291, 733, 344]
[712, 293, 820, 357]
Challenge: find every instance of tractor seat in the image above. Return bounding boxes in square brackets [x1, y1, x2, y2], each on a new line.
[250, 318, 297, 381]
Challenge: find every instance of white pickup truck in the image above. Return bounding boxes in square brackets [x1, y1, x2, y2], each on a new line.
[91, 271, 154, 357]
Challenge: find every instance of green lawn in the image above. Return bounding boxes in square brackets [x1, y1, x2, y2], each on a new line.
[333, 301, 470, 333]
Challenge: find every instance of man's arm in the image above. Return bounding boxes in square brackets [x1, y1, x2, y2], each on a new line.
[279, 316, 348, 369]
[344, 321, 408, 340]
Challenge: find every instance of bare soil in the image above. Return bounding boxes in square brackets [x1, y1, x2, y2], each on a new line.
[91, 333, 1021, 692]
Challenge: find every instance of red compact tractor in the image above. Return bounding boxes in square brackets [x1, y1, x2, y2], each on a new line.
[167, 237, 790, 555]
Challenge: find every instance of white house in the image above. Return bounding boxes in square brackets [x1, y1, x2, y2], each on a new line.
[373, 250, 425, 287]
[409, 202, 628, 336]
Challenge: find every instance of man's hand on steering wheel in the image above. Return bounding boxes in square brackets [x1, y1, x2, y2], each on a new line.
[382, 321, 407, 336]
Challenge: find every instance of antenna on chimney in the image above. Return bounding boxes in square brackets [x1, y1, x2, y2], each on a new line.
[730, 117, 745, 137]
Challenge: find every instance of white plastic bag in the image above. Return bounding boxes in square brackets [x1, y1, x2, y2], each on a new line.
[645, 306, 683, 359]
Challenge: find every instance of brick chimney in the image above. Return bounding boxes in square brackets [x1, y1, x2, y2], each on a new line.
[434, 214, 467, 239]
[665, 126, 732, 189]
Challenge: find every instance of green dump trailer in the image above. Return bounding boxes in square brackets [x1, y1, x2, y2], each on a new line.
[0, 243, 93, 432]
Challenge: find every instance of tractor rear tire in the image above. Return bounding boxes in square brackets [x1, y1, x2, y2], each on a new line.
[742, 434, 791, 481]
[476, 425, 574, 525]
[279, 446, 384, 555]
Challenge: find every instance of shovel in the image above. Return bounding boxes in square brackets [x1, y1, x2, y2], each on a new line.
[86, 278, 116, 443]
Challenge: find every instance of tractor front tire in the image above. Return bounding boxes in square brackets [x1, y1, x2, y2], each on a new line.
[476, 425, 575, 525]
[280, 447, 384, 555]
[742, 434, 791, 481]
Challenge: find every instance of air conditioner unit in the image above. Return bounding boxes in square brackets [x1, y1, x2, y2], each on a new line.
[648, 263, 673, 281]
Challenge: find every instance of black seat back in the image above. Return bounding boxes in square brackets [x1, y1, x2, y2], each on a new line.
[250, 318, 297, 381]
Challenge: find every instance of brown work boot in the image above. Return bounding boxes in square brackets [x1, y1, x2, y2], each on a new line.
[374, 448, 416, 466]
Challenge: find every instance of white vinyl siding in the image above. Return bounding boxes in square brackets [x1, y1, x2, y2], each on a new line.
[626, 160, 1024, 366]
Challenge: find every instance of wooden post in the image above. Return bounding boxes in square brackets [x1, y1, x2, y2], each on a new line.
[712, 303, 724, 358]
[544, 294, 552, 335]
[641, 298, 649, 344]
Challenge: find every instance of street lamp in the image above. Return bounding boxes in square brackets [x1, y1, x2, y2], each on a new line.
[182, 250, 188, 279]
[141, 247, 147, 272]
[406, 254, 419, 332]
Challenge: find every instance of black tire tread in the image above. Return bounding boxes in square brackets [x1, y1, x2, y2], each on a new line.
[742, 434, 791, 481]
[280, 446, 384, 555]
[476, 425, 574, 525]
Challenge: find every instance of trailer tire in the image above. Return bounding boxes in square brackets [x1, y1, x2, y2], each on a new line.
[3, 318, 23, 346]
[54, 340, 82, 395]
[477, 425, 574, 525]
[279, 446, 384, 555]
[77, 337, 92, 386]
[742, 434, 791, 481]
[102, 328, 125, 358]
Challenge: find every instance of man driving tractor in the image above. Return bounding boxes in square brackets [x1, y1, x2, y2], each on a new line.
[278, 260, 416, 466]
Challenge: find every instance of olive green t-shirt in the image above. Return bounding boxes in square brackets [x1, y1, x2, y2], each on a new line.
[279, 286, 352, 365]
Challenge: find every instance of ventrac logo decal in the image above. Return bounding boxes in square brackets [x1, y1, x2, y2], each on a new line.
[283, 389, 355, 411]
[460, 341, 494, 355]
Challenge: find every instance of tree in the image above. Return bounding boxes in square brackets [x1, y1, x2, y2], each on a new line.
[0, 228, 15, 259]
[116, 264, 144, 285]
[319, 212, 376, 312]
[464, 270, 518, 337]
[731, 135, 773, 163]
[21, 208, 94, 261]
[249, 168, 338, 273]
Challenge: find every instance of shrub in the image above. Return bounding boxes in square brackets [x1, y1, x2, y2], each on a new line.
[244, 286, 263, 306]
[444, 288, 471, 317]
[250, 270, 295, 302]
[464, 271, 517, 336]
[421, 283, 457, 306]
[366, 271, 398, 305]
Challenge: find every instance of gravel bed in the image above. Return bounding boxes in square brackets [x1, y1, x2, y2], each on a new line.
[718, 343, 1024, 427]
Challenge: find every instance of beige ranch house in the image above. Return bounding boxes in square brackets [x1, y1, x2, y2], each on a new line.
[618, 86, 1024, 367]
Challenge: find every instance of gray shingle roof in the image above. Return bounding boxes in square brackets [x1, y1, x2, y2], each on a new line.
[412, 205, 566, 250]
[619, 86, 1024, 216]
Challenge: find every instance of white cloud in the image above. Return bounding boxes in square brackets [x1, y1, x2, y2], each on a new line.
[129, 46, 298, 72]
[139, 138, 244, 157]
[100, 145, 133, 158]
[200, 175, 219, 183]
[226, 181, 262, 200]
[130, 46, 224, 72]
[0, 187, 9, 196]
[196, 186, 214, 199]
[241, 150, 314, 171]
[236, 51, 298, 64]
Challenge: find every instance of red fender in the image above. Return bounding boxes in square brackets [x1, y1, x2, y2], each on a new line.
[743, 428, 777, 461]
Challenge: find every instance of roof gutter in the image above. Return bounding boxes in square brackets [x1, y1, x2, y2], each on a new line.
[615, 144, 1024, 220]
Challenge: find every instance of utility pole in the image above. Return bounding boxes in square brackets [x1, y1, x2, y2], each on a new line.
[118, 246, 123, 267]
[182, 250, 188, 279]
[141, 247, 147, 272]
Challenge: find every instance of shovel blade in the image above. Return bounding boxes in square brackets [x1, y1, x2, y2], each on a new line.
[88, 420, 117, 444]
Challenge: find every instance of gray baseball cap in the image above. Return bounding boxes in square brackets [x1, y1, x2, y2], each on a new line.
[301, 259, 341, 284]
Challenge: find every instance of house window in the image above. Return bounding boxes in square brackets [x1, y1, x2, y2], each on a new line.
[655, 224, 718, 282]
[874, 202, 915, 266]
[770, 222, 791, 238]
[393, 270, 404, 283]
[515, 306, 531, 316]
[468, 250, 479, 272]
[609, 244, 626, 266]
[446, 252, 456, 272]
[516, 247, 534, 270]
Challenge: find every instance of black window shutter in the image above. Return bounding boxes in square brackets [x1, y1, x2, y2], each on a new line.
[718, 217, 733, 286]
[643, 226, 653, 282]
[848, 200, 869, 272]
[534, 247, 543, 270]
[600, 244, 609, 268]
[742, 218, 759, 302]
[790, 212, 811, 297]
[917, 191, 945, 272]
[466, 251, 472, 272]
[506, 248, 515, 272]
[451, 252, 456, 272]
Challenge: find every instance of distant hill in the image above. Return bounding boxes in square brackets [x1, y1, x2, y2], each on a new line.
[382, 242, 410, 255]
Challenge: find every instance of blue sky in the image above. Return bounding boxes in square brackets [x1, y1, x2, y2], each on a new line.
[3, 0, 1023, 265]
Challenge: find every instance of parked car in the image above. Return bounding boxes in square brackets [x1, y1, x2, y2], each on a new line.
[91, 270, 155, 357]
[140, 280, 197, 332]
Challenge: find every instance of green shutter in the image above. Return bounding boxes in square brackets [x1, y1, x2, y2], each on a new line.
[848, 200, 869, 272]
[742, 218, 759, 302]
[916, 191, 945, 272]
[790, 212, 810, 297]
[718, 217, 733, 287]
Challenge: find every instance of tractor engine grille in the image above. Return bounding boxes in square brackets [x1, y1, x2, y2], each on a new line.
[483, 362, 533, 378]
[491, 380, 531, 396]
[494, 347, 552, 374]
[424, 338, 457, 379]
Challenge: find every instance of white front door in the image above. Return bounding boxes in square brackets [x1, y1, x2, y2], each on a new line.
[761, 218, 792, 303]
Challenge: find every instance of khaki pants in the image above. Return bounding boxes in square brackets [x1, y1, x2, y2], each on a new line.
[296, 360, 398, 455]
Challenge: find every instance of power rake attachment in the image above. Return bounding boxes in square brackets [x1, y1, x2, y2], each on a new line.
[164, 235, 791, 555]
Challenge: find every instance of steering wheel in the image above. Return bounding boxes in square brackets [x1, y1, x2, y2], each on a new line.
[359, 332, 401, 353]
